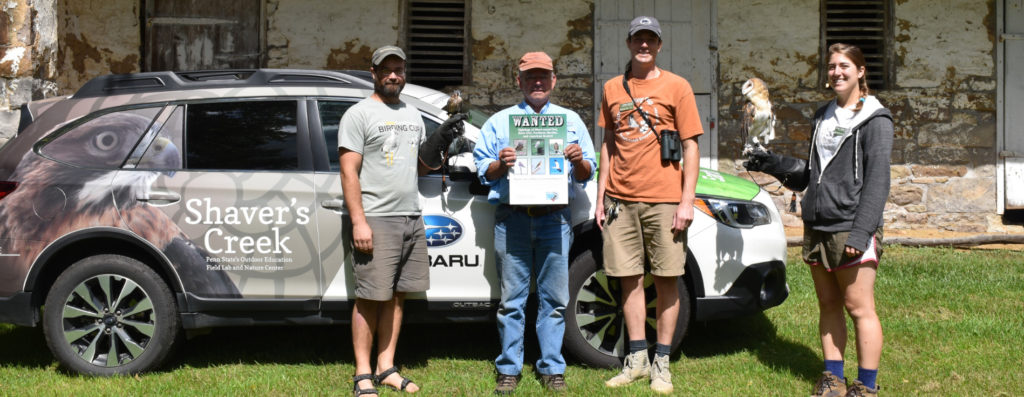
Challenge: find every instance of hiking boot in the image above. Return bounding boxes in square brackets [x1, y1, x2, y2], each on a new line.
[844, 380, 878, 397]
[604, 350, 650, 387]
[812, 371, 847, 397]
[540, 374, 567, 392]
[649, 354, 673, 394]
[494, 374, 520, 395]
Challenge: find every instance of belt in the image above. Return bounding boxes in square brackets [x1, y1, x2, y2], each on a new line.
[503, 204, 567, 217]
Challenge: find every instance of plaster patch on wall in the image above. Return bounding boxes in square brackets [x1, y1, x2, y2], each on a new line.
[60, 33, 102, 74]
[108, 54, 139, 74]
[326, 40, 372, 70]
[473, 35, 501, 61]
[560, 13, 591, 57]
[1, 47, 26, 75]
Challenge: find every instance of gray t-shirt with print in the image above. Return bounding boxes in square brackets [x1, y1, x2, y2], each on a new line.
[338, 97, 425, 216]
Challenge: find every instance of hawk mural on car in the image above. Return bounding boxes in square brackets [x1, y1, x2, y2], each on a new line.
[0, 111, 240, 297]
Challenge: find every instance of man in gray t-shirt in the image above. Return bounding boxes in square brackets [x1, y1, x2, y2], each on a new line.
[338, 45, 465, 396]
[339, 97, 425, 215]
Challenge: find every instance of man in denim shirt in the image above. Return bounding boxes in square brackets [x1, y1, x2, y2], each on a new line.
[473, 51, 596, 394]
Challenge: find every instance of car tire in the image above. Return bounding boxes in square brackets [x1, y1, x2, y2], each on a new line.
[564, 247, 691, 368]
[42, 254, 181, 376]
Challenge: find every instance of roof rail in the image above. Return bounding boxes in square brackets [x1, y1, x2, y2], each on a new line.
[72, 69, 371, 99]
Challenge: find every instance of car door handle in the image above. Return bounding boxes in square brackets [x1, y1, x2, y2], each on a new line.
[321, 199, 345, 210]
[137, 191, 181, 204]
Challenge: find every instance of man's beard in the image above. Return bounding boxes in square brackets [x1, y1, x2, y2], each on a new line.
[375, 80, 404, 100]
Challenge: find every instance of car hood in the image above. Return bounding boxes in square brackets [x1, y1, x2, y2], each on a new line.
[695, 168, 762, 201]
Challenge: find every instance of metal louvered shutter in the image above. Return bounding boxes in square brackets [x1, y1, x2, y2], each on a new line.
[821, 0, 893, 89]
[406, 0, 468, 89]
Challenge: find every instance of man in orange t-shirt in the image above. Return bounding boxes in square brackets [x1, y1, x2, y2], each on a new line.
[595, 16, 703, 395]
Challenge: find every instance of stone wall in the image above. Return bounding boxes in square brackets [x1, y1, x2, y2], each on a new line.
[1, 0, 58, 147]
[38, 0, 594, 125]
[5, 0, 1013, 234]
[461, 0, 594, 124]
[265, 0, 401, 70]
[53, 0, 140, 93]
[716, 0, 1010, 233]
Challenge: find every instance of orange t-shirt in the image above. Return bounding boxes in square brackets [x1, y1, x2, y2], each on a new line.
[598, 70, 704, 203]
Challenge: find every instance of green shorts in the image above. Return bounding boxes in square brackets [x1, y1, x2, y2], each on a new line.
[601, 196, 686, 277]
[802, 227, 884, 271]
[343, 215, 430, 301]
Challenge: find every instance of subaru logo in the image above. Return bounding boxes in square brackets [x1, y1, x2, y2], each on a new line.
[423, 215, 464, 247]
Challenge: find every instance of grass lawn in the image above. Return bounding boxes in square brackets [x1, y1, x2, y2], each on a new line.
[1, 246, 1021, 396]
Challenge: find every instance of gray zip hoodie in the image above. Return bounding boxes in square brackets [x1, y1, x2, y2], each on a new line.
[781, 97, 894, 252]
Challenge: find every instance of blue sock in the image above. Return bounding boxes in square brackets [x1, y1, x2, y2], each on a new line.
[654, 343, 672, 357]
[858, 367, 878, 390]
[628, 340, 647, 354]
[824, 360, 844, 380]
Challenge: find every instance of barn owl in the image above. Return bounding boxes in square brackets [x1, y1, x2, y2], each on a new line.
[741, 77, 776, 155]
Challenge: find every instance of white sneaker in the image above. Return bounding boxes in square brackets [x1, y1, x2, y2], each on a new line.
[650, 354, 673, 394]
[605, 350, 650, 387]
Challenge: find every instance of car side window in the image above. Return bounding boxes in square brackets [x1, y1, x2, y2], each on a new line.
[186, 101, 299, 171]
[40, 107, 161, 168]
[317, 100, 357, 172]
[317, 100, 457, 174]
[134, 106, 184, 170]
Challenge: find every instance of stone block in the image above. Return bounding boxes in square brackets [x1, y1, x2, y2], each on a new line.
[0, 109, 18, 141]
[987, 214, 1024, 233]
[781, 212, 803, 228]
[952, 92, 995, 112]
[911, 177, 949, 184]
[895, 212, 929, 225]
[926, 178, 996, 213]
[929, 213, 987, 233]
[889, 185, 923, 206]
[905, 94, 950, 122]
[3, 78, 33, 107]
[970, 164, 995, 178]
[911, 165, 967, 177]
[890, 165, 911, 180]
[905, 204, 927, 213]
[958, 76, 997, 92]
[554, 52, 590, 76]
[906, 146, 970, 165]
[916, 114, 995, 149]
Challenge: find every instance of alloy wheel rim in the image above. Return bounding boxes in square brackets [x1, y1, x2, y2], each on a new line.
[60, 274, 156, 367]
[572, 270, 657, 358]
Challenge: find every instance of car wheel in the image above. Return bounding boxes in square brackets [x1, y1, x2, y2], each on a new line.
[42, 254, 181, 375]
[564, 247, 691, 368]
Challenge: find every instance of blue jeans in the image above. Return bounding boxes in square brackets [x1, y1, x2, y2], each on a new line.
[493, 205, 572, 376]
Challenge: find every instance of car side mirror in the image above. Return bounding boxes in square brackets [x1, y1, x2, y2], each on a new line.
[446, 152, 477, 181]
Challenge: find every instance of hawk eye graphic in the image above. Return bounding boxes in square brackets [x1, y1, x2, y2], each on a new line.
[422, 215, 464, 247]
[92, 131, 120, 151]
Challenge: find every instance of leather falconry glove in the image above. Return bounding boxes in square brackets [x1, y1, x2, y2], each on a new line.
[419, 113, 467, 169]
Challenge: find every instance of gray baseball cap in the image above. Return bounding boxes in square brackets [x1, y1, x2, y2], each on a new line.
[372, 45, 406, 66]
[628, 16, 662, 38]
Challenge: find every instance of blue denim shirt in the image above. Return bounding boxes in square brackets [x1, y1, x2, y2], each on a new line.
[473, 101, 597, 205]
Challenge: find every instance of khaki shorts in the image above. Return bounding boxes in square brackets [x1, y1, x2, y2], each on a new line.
[343, 215, 430, 301]
[802, 227, 884, 271]
[601, 196, 686, 277]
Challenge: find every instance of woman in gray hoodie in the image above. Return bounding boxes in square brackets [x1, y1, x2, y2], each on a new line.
[744, 43, 893, 397]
